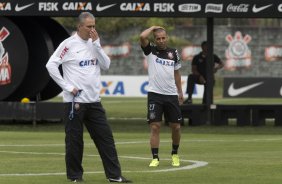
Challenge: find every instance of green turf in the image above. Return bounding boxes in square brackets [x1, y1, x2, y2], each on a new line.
[100, 97, 282, 118]
[1, 97, 282, 183]
[0, 121, 282, 184]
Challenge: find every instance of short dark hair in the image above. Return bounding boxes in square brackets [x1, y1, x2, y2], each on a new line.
[201, 41, 207, 48]
[153, 28, 166, 38]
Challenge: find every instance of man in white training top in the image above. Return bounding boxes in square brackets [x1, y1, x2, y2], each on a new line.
[140, 26, 183, 167]
[46, 12, 131, 183]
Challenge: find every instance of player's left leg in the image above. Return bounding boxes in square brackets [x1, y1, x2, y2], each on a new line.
[170, 123, 181, 167]
[164, 95, 182, 166]
[84, 102, 129, 181]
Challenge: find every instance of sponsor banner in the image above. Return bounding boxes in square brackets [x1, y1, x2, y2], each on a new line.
[205, 3, 223, 13]
[181, 45, 201, 61]
[103, 43, 131, 58]
[265, 46, 282, 62]
[98, 75, 204, 98]
[226, 3, 249, 13]
[224, 78, 282, 97]
[0, 0, 282, 18]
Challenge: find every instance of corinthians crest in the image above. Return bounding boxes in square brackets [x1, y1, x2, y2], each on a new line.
[0, 27, 11, 85]
[225, 31, 252, 71]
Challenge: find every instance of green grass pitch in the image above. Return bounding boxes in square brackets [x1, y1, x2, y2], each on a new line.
[0, 97, 282, 184]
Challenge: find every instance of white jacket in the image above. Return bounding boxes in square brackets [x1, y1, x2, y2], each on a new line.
[46, 33, 110, 103]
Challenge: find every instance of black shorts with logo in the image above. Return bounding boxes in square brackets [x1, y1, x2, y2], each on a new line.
[147, 92, 182, 124]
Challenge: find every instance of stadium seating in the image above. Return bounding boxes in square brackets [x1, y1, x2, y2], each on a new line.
[212, 105, 252, 126]
[1, 102, 282, 126]
[180, 104, 282, 126]
[251, 105, 282, 126]
[180, 104, 208, 126]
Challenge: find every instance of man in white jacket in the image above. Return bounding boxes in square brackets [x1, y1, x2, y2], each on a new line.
[46, 12, 131, 183]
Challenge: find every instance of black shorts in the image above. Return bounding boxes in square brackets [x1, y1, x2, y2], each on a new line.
[147, 92, 182, 124]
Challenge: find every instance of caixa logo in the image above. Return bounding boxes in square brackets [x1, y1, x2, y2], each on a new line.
[62, 2, 92, 11]
[100, 80, 149, 96]
[140, 81, 148, 95]
[100, 81, 125, 95]
[0, 2, 11, 10]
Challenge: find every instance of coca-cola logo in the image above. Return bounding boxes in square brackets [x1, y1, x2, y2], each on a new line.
[227, 4, 249, 12]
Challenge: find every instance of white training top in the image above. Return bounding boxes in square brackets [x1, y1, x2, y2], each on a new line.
[46, 33, 110, 103]
[141, 43, 181, 95]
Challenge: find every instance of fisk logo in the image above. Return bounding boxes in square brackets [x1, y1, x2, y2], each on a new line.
[0, 27, 11, 86]
[154, 3, 174, 12]
[59, 46, 69, 59]
[39, 2, 58, 11]
[101, 81, 125, 95]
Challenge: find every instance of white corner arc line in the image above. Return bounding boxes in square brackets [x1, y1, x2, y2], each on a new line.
[0, 151, 208, 176]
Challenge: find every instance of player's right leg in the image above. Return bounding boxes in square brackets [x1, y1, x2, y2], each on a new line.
[164, 95, 182, 167]
[147, 92, 164, 167]
[64, 103, 85, 181]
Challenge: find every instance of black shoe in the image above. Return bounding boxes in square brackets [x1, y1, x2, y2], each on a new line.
[70, 178, 84, 183]
[108, 176, 132, 183]
[184, 99, 192, 104]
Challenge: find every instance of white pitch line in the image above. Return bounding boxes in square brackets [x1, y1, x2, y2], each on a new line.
[0, 150, 65, 156]
[0, 144, 65, 147]
[0, 150, 208, 177]
[1, 138, 282, 147]
[114, 155, 208, 173]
